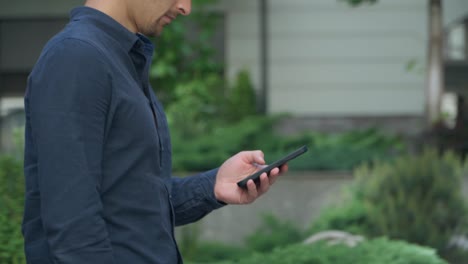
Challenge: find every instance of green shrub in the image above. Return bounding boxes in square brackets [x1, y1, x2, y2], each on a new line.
[151, 0, 222, 105]
[178, 223, 248, 263]
[273, 128, 404, 171]
[310, 149, 468, 262]
[171, 117, 405, 173]
[225, 69, 258, 122]
[166, 73, 226, 139]
[210, 238, 447, 264]
[354, 149, 468, 255]
[181, 213, 304, 263]
[245, 213, 305, 253]
[0, 156, 25, 264]
[171, 115, 281, 172]
[309, 197, 371, 236]
[184, 242, 248, 263]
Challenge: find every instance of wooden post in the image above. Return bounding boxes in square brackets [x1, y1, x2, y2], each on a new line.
[259, 0, 269, 114]
[426, 0, 444, 126]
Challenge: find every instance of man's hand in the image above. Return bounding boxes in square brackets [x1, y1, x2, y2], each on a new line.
[214, 150, 288, 205]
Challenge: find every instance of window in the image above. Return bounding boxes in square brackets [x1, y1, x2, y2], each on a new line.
[0, 18, 68, 96]
[446, 19, 467, 61]
[0, 18, 67, 154]
[0, 97, 24, 155]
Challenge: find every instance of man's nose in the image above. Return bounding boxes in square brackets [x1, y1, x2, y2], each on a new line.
[177, 0, 192, 16]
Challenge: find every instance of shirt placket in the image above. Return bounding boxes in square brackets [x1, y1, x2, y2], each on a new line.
[134, 40, 183, 263]
[133, 43, 165, 168]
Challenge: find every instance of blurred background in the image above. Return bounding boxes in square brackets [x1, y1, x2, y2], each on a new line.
[1, 0, 468, 263]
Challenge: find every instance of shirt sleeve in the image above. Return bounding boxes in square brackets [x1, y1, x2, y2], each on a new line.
[28, 38, 116, 263]
[170, 169, 226, 226]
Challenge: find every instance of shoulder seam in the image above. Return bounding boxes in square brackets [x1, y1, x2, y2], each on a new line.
[43, 37, 111, 66]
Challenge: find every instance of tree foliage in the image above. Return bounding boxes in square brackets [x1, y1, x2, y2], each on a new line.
[0, 156, 25, 264]
[310, 149, 468, 262]
[151, 0, 223, 105]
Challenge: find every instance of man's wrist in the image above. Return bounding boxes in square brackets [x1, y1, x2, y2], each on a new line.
[202, 168, 227, 208]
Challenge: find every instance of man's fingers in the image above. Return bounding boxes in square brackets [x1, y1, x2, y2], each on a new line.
[246, 179, 258, 203]
[280, 164, 289, 173]
[268, 168, 280, 185]
[258, 173, 270, 195]
[270, 167, 280, 176]
[239, 157, 289, 204]
[242, 150, 265, 165]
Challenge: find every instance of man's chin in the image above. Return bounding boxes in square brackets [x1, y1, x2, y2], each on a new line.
[153, 26, 164, 37]
[140, 26, 163, 37]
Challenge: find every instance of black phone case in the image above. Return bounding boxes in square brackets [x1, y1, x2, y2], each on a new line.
[236, 145, 308, 189]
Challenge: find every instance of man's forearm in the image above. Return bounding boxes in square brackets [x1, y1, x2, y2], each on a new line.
[170, 169, 226, 226]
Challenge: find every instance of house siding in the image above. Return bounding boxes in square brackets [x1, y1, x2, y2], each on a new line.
[223, 0, 428, 117]
[0, 0, 82, 18]
[2, 0, 468, 119]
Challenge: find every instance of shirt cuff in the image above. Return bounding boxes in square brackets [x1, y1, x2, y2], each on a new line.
[199, 168, 227, 209]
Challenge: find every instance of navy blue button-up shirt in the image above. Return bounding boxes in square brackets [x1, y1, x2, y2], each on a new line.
[23, 6, 224, 264]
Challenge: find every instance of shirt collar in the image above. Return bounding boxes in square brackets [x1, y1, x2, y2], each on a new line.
[136, 33, 155, 58]
[70, 6, 140, 53]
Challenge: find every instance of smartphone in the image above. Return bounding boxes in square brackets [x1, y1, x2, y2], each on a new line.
[236, 145, 308, 189]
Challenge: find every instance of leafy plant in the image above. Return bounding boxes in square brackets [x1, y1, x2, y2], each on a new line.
[181, 213, 304, 263]
[205, 238, 447, 264]
[308, 196, 371, 236]
[225, 69, 258, 122]
[0, 156, 26, 264]
[151, 0, 223, 106]
[178, 222, 248, 263]
[245, 213, 305, 253]
[354, 149, 468, 254]
[166, 73, 226, 139]
[183, 241, 248, 263]
[171, 117, 405, 173]
[171, 115, 282, 172]
[309, 149, 468, 263]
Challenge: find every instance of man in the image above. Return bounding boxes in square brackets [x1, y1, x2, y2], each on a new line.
[22, 0, 287, 263]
